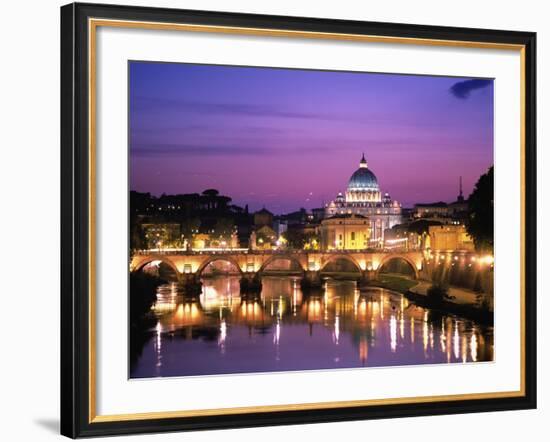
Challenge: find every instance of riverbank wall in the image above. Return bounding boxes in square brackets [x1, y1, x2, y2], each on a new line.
[405, 283, 493, 325]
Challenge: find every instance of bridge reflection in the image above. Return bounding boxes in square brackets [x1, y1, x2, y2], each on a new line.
[137, 275, 493, 377]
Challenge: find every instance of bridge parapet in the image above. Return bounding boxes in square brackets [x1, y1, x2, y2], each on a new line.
[132, 248, 393, 257]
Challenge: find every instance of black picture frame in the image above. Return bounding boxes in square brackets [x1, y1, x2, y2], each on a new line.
[61, 2, 537, 438]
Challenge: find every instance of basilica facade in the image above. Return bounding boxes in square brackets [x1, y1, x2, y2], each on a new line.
[325, 154, 402, 246]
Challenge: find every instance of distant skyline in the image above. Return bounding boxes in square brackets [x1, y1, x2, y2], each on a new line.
[129, 61, 493, 212]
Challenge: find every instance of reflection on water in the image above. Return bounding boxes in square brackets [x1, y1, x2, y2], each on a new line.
[130, 276, 493, 378]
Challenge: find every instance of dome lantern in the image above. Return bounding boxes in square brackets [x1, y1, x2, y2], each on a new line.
[347, 154, 379, 192]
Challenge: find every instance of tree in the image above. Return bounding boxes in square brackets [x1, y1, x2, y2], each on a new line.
[213, 217, 235, 237]
[466, 166, 494, 252]
[427, 281, 449, 306]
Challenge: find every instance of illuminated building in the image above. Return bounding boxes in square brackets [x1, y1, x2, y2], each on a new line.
[191, 232, 239, 250]
[413, 201, 450, 218]
[428, 224, 474, 251]
[325, 154, 402, 245]
[141, 223, 181, 249]
[253, 208, 274, 227]
[383, 226, 424, 250]
[250, 225, 277, 250]
[413, 177, 469, 223]
[319, 214, 371, 250]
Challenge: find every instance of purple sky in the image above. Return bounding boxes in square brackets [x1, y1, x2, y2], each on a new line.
[129, 62, 493, 212]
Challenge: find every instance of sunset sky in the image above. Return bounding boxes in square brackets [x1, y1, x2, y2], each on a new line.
[129, 61, 493, 213]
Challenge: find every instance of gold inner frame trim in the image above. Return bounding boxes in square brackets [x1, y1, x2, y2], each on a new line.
[88, 17, 527, 424]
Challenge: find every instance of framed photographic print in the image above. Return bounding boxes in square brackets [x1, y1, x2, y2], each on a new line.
[60, 2, 537, 438]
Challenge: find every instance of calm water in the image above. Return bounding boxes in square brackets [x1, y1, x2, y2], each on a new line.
[130, 276, 493, 378]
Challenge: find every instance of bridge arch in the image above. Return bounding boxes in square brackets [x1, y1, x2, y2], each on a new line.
[132, 255, 180, 276]
[196, 256, 244, 276]
[258, 255, 305, 274]
[320, 254, 362, 274]
[376, 254, 419, 279]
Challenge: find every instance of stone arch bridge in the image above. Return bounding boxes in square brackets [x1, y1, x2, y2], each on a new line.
[131, 250, 424, 283]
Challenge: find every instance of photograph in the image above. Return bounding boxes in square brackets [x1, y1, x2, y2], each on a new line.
[54, 1, 537, 437]
[128, 61, 495, 378]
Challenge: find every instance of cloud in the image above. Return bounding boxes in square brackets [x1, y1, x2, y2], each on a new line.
[131, 143, 264, 157]
[131, 96, 348, 121]
[131, 124, 288, 137]
[449, 79, 492, 99]
[131, 143, 360, 157]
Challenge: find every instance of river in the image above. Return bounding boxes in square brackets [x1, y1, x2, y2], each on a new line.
[130, 275, 493, 378]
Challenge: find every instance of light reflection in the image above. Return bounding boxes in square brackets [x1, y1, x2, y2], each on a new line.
[423, 313, 429, 355]
[470, 332, 478, 362]
[334, 316, 340, 345]
[390, 314, 397, 352]
[292, 280, 298, 316]
[446, 318, 452, 363]
[219, 319, 227, 353]
[399, 298, 405, 341]
[138, 276, 494, 377]
[323, 290, 329, 322]
[274, 319, 281, 346]
[359, 336, 369, 364]
[372, 299, 380, 318]
[453, 320, 460, 360]
[307, 299, 322, 323]
[155, 321, 162, 373]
